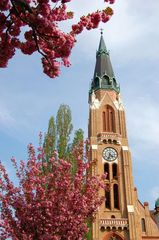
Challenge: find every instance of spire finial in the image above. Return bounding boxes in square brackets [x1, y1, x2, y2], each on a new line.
[100, 28, 103, 35]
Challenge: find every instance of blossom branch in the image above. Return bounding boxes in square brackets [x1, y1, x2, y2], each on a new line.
[0, 0, 116, 78]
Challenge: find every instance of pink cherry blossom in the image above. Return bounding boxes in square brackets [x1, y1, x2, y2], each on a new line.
[0, 141, 106, 239]
[0, 0, 116, 78]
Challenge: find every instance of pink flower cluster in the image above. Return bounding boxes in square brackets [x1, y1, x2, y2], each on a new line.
[104, 0, 116, 3]
[0, 143, 105, 239]
[0, 0, 116, 78]
[71, 7, 114, 34]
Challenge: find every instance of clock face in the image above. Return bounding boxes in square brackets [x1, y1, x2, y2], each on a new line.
[103, 147, 118, 161]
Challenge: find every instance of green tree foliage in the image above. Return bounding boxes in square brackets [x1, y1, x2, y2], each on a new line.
[43, 116, 56, 161]
[43, 106, 84, 171]
[71, 128, 84, 174]
[43, 106, 86, 179]
[43, 104, 74, 160]
[72, 128, 84, 147]
[86, 221, 92, 240]
[56, 104, 73, 159]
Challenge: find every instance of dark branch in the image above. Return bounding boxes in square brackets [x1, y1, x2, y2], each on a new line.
[11, 0, 33, 13]
[32, 28, 52, 67]
[8, 0, 58, 67]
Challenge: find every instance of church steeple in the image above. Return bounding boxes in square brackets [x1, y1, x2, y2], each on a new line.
[88, 33, 159, 240]
[90, 33, 120, 94]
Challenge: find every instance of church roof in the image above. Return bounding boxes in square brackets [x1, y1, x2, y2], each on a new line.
[94, 34, 114, 78]
[90, 33, 120, 94]
[155, 197, 159, 208]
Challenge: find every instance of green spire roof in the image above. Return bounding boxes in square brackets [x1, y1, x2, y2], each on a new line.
[90, 33, 120, 94]
[97, 33, 108, 55]
[155, 198, 159, 208]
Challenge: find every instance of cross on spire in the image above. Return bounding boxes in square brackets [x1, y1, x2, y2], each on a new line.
[100, 28, 104, 35]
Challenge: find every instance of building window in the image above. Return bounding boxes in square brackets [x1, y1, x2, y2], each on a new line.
[102, 105, 115, 132]
[109, 237, 119, 240]
[105, 184, 111, 209]
[104, 163, 109, 179]
[102, 75, 109, 87]
[141, 218, 146, 232]
[112, 163, 118, 180]
[107, 106, 115, 132]
[103, 111, 106, 131]
[113, 184, 119, 209]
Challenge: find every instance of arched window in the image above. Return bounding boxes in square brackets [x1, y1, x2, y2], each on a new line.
[105, 184, 111, 209]
[104, 233, 124, 240]
[107, 106, 115, 132]
[141, 218, 146, 232]
[113, 140, 117, 144]
[113, 184, 119, 209]
[112, 163, 118, 180]
[103, 111, 106, 131]
[109, 237, 119, 240]
[102, 75, 109, 87]
[104, 163, 109, 180]
[102, 105, 115, 132]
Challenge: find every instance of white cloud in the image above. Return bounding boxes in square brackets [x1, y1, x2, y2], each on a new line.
[0, 103, 15, 128]
[65, 0, 159, 64]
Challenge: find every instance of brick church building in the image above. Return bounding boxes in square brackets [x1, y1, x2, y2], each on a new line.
[88, 33, 159, 240]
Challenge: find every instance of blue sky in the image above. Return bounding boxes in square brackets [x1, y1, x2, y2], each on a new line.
[0, 0, 159, 209]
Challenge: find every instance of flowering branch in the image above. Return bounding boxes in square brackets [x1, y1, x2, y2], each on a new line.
[0, 0, 116, 78]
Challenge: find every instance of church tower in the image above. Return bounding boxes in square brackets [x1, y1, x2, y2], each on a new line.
[88, 33, 159, 240]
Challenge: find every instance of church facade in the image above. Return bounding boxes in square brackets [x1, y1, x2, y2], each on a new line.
[88, 33, 159, 240]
